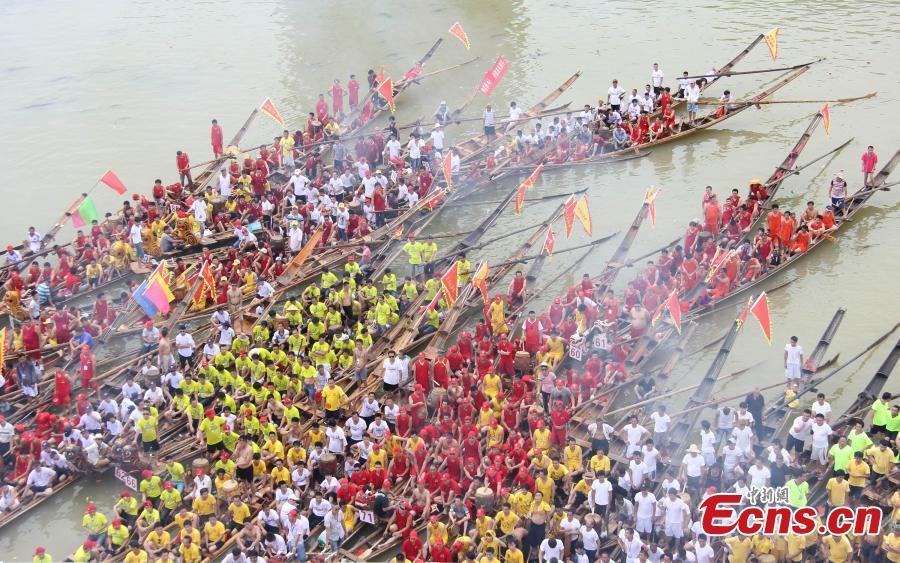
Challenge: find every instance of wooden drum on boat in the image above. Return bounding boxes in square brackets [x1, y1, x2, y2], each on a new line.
[514, 351, 532, 373]
[192, 457, 210, 475]
[211, 197, 226, 216]
[319, 453, 338, 476]
[221, 479, 239, 499]
[268, 233, 285, 253]
[427, 387, 446, 411]
[475, 486, 495, 511]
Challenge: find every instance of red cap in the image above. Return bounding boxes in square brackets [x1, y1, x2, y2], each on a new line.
[164, 481, 173, 489]
[205, 409, 215, 419]
[477, 508, 485, 516]
[142, 469, 153, 478]
[34, 548, 45, 555]
[84, 541, 96, 549]
[120, 490, 132, 497]
[112, 518, 122, 526]
[86, 503, 96, 512]
[430, 515, 439, 522]
[382, 479, 391, 489]
[144, 500, 153, 506]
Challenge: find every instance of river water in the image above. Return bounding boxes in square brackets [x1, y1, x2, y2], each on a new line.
[2, 0, 899, 558]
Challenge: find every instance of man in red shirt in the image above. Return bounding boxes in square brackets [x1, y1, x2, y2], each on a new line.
[550, 401, 571, 447]
[430, 538, 453, 562]
[348, 74, 360, 108]
[861, 145, 878, 187]
[331, 79, 344, 116]
[176, 150, 192, 187]
[210, 119, 223, 157]
[316, 94, 329, 123]
[401, 530, 424, 560]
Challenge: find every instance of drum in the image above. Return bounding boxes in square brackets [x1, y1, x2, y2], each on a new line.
[319, 453, 337, 476]
[427, 387, 447, 411]
[475, 487, 495, 511]
[192, 458, 210, 475]
[514, 351, 532, 373]
[221, 479, 238, 498]
[757, 556, 776, 563]
[269, 234, 285, 253]
[211, 197, 226, 216]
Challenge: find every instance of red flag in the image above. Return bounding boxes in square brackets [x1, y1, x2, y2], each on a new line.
[377, 78, 396, 112]
[375, 67, 385, 86]
[763, 27, 780, 62]
[514, 184, 527, 216]
[543, 229, 555, 256]
[260, 98, 285, 127]
[574, 195, 592, 236]
[392, 226, 404, 239]
[521, 163, 543, 189]
[449, 22, 471, 50]
[426, 288, 443, 312]
[822, 103, 831, 135]
[749, 292, 773, 344]
[200, 262, 216, 294]
[479, 56, 509, 97]
[563, 195, 577, 238]
[100, 170, 128, 195]
[424, 188, 446, 211]
[665, 292, 682, 334]
[442, 151, 453, 189]
[472, 262, 489, 305]
[441, 262, 460, 306]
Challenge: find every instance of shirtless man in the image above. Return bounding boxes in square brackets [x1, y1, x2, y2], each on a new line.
[409, 482, 432, 519]
[157, 328, 172, 375]
[629, 304, 651, 338]
[233, 435, 255, 493]
[227, 283, 243, 321]
[799, 201, 819, 225]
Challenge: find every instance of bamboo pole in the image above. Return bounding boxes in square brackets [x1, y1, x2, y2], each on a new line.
[699, 92, 876, 106]
[681, 58, 824, 80]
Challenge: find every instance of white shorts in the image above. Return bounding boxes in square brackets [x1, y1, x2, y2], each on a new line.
[665, 522, 684, 538]
[785, 363, 802, 379]
[636, 517, 653, 534]
[282, 155, 295, 167]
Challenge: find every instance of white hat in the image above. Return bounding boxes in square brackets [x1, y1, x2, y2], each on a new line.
[687, 444, 700, 454]
[433, 123, 442, 129]
[440, 100, 447, 105]
[293, 169, 301, 175]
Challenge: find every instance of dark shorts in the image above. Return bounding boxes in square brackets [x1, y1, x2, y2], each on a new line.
[484, 125, 496, 136]
[207, 442, 223, 453]
[870, 424, 887, 436]
[591, 438, 609, 455]
[850, 484, 865, 500]
[383, 382, 399, 393]
[785, 434, 805, 453]
[831, 197, 845, 209]
[142, 439, 160, 452]
[236, 465, 254, 482]
[30, 484, 49, 493]
[687, 475, 702, 489]
[610, 104, 620, 112]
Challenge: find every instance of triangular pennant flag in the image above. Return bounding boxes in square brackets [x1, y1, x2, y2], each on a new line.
[574, 194, 593, 236]
[200, 262, 216, 294]
[736, 296, 754, 327]
[563, 195, 577, 239]
[132, 280, 158, 317]
[522, 163, 543, 190]
[426, 288, 443, 312]
[392, 226, 404, 239]
[514, 183, 527, 216]
[377, 78, 396, 112]
[0, 328, 7, 368]
[643, 187, 660, 227]
[472, 262, 489, 305]
[442, 151, 453, 189]
[260, 98, 286, 127]
[440, 262, 460, 306]
[665, 291, 682, 334]
[71, 195, 100, 228]
[543, 229, 555, 257]
[425, 188, 446, 211]
[375, 67, 385, 86]
[763, 27, 780, 62]
[822, 103, 831, 135]
[448, 22, 471, 50]
[749, 292, 773, 344]
[479, 56, 509, 97]
[143, 279, 172, 315]
[100, 170, 128, 195]
[705, 248, 735, 283]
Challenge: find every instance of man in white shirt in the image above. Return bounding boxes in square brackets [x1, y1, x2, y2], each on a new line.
[607, 79, 626, 112]
[690, 534, 716, 563]
[721, 438, 744, 479]
[731, 419, 755, 460]
[429, 124, 445, 155]
[284, 509, 310, 560]
[811, 393, 832, 422]
[588, 417, 615, 454]
[680, 444, 707, 491]
[786, 408, 813, 454]
[406, 135, 423, 168]
[325, 421, 347, 455]
[617, 527, 644, 563]
[640, 92, 655, 113]
[129, 221, 144, 260]
[747, 458, 771, 487]
[367, 414, 389, 440]
[620, 416, 649, 457]
[344, 413, 367, 444]
[659, 488, 690, 541]
[482, 105, 496, 139]
[174, 325, 195, 369]
[809, 413, 833, 465]
[190, 197, 207, 227]
[25, 227, 43, 253]
[651, 63, 665, 95]
[217, 169, 232, 197]
[507, 101, 523, 131]
[650, 405, 671, 446]
[24, 462, 56, 498]
[385, 135, 402, 162]
[686, 78, 702, 118]
[580, 520, 600, 561]
[634, 485, 657, 536]
[381, 350, 402, 392]
[784, 335, 805, 381]
[628, 451, 649, 491]
[589, 471, 613, 536]
[538, 537, 563, 562]
[323, 505, 345, 552]
[291, 170, 310, 198]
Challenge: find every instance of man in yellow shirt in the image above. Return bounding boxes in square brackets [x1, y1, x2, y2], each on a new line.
[495, 503, 520, 538]
[826, 471, 850, 510]
[106, 518, 131, 554]
[866, 439, 896, 481]
[227, 498, 252, 532]
[191, 488, 217, 524]
[197, 409, 226, 453]
[883, 526, 900, 563]
[321, 381, 348, 421]
[725, 535, 753, 563]
[589, 451, 611, 474]
[203, 514, 227, 553]
[847, 451, 870, 501]
[143, 522, 171, 558]
[123, 545, 148, 563]
[32, 547, 52, 563]
[563, 437, 584, 474]
[179, 535, 202, 563]
[82, 503, 108, 541]
[822, 534, 853, 563]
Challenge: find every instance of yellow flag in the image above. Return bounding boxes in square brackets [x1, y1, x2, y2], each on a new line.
[764, 27, 779, 61]
[573, 195, 592, 236]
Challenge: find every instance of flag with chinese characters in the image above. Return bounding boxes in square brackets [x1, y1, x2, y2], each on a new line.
[449, 22, 471, 49]
[472, 262, 489, 304]
[479, 56, 509, 96]
[260, 98, 285, 127]
[666, 292, 682, 333]
[543, 229, 556, 256]
[440, 262, 460, 306]
[764, 27, 780, 61]
[574, 194, 592, 236]
[563, 195, 577, 238]
[424, 188, 447, 211]
[377, 78, 396, 112]
[100, 170, 128, 195]
[822, 103, 831, 135]
[749, 292, 773, 344]
[442, 151, 453, 189]
[392, 226, 404, 239]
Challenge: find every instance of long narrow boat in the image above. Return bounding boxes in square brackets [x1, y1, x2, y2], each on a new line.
[755, 308, 845, 443]
[686, 147, 900, 320]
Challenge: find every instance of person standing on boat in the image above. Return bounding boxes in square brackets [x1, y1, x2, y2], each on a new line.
[434, 101, 452, 126]
[483, 105, 496, 139]
[651, 63, 665, 96]
[211, 119, 223, 157]
[861, 145, 878, 187]
[784, 335, 804, 382]
[331, 79, 345, 116]
[607, 79, 625, 113]
[176, 150, 192, 188]
[828, 170, 848, 217]
[686, 80, 701, 125]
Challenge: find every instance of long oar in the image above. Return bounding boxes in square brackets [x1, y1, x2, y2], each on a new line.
[683, 58, 824, 80]
[699, 92, 875, 106]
